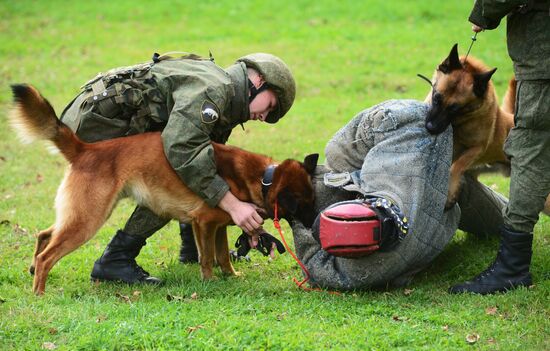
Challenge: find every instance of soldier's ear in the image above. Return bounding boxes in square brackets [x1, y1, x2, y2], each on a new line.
[438, 44, 462, 74]
[473, 67, 497, 97]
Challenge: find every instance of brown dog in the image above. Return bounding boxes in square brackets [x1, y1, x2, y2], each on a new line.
[9, 84, 318, 295]
[424, 44, 514, 209]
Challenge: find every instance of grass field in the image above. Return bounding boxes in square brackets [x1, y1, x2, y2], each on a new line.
[1, 1, 548, 350]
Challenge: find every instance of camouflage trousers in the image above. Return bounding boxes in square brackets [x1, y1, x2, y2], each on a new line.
[503, 80, 550, 233]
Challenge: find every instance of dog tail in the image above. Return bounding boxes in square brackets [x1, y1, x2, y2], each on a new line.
[502, 76, 517, 115]
[9, 84, 83, 162]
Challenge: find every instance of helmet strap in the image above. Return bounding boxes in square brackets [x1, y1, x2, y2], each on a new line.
[248, 79, 269, 103]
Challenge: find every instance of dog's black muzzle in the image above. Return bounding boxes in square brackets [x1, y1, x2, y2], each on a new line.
[425, 91, 461, 135]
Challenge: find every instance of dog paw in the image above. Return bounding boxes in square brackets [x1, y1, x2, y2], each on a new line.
[221, 269, 243, 277]
[444, 198, 457, 211]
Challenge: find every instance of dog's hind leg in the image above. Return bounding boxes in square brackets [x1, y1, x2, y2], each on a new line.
[215, 226, 239, 276]
[30, 225, 54, 275]
[32, 199, 117, 295]
[33, 174, 121, 295]
[32, 220, 102, 295]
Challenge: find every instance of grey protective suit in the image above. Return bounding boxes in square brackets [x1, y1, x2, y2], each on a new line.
[290, 100, 508, 290]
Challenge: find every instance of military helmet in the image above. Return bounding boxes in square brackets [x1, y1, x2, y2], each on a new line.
[236, 53, 296, 123]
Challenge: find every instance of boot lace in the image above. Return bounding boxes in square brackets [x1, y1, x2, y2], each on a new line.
[472, 248, 501, 282]
[129, 260, 150, 277]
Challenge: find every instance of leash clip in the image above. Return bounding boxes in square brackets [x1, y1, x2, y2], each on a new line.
[464, 32, 478, 62]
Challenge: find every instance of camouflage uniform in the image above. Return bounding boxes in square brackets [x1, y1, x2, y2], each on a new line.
[65, 53, 296, 284]
[469, 0, 550, 232]
[448, 1, 548, 294]
[61, 54, 251, 237]
[290, 100, 507, 290]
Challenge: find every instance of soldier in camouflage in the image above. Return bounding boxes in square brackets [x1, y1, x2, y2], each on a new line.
[449, 0, 550, 294]
[60, 52, 296, 284]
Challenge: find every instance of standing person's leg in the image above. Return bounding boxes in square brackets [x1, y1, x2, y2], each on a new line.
[451, 80, 550, 294]
[91, 206, 170, 284]
[179, 223, 199, 263]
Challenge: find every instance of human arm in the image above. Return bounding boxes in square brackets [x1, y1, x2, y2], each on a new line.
[161, 92, 229, 207]
[161, 81, 263, 232]
[218, 191, 264, 233]
[469, 0, 526, 30]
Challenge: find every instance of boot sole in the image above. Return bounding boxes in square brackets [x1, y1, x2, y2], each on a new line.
[90, 276, 163, 285]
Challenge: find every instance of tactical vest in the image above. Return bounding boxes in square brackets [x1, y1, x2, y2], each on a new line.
[77, 53, 217, 137]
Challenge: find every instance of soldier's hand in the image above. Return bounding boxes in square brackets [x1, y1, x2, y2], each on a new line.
[471, 24, 483, 33]
[219, 192, 264, 233]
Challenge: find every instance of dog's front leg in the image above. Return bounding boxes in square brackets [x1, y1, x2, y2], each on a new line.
[215, 226, 240, 276]
[193, 221, 217, 280]
[446, 146, 484, 209]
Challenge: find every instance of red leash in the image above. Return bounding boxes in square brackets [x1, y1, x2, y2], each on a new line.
[272, 203, 341, 295]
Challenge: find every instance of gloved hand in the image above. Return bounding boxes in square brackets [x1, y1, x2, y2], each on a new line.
[231, 230, 286, 260]
[257, 232, 286, 258]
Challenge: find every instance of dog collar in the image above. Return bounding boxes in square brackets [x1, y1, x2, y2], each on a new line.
[261, 165, 277, 199]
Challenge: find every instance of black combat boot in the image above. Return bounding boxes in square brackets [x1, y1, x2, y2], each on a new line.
[179, 223, 199, 263]
[449, 226, 533, 294]
[91, 230, 162, 284]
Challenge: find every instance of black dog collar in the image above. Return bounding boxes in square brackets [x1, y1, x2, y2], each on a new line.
[261, 165, 277, 199]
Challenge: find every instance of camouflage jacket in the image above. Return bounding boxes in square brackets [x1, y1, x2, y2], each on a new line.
[60, 55, 250, 207]
[469, 0, 550, 80]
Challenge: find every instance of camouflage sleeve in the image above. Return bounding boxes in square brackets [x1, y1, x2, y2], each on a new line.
[161, 84, 230, 207]
[468, 0, 525, 29]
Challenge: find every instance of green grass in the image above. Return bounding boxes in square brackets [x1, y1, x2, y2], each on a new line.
[1, 1, 548, 350]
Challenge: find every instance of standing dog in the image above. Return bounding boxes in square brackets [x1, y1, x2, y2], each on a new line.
[424, 44, 514, 209]
[9, 84, 318, 295]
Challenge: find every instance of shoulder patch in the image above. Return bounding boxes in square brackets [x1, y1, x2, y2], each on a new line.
[201, 100, 220, 124]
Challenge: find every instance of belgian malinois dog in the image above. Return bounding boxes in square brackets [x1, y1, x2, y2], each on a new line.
[423, 44, 514, 209]
[9, 84, 319, 295]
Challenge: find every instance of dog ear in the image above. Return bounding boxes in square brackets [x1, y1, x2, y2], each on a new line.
[438, 43, 462, 74]
[277, 188, 298, 215]
[302, 153, 319, 176]
[473, 67, 497, 98]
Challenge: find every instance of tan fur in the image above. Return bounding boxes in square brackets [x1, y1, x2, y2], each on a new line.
[427, 56, 514, 209]
[10, 84, 316, 294]
[502, 77, 517, 115]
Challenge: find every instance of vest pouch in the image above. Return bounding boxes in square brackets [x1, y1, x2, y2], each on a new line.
[74, 93, 130, 142]
[84, 82, 124, 119]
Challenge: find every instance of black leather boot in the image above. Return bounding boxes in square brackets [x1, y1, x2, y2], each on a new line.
[91, 230, 162, 284]
[449, 226, 533, 294]
[179, 223, 199, 263]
